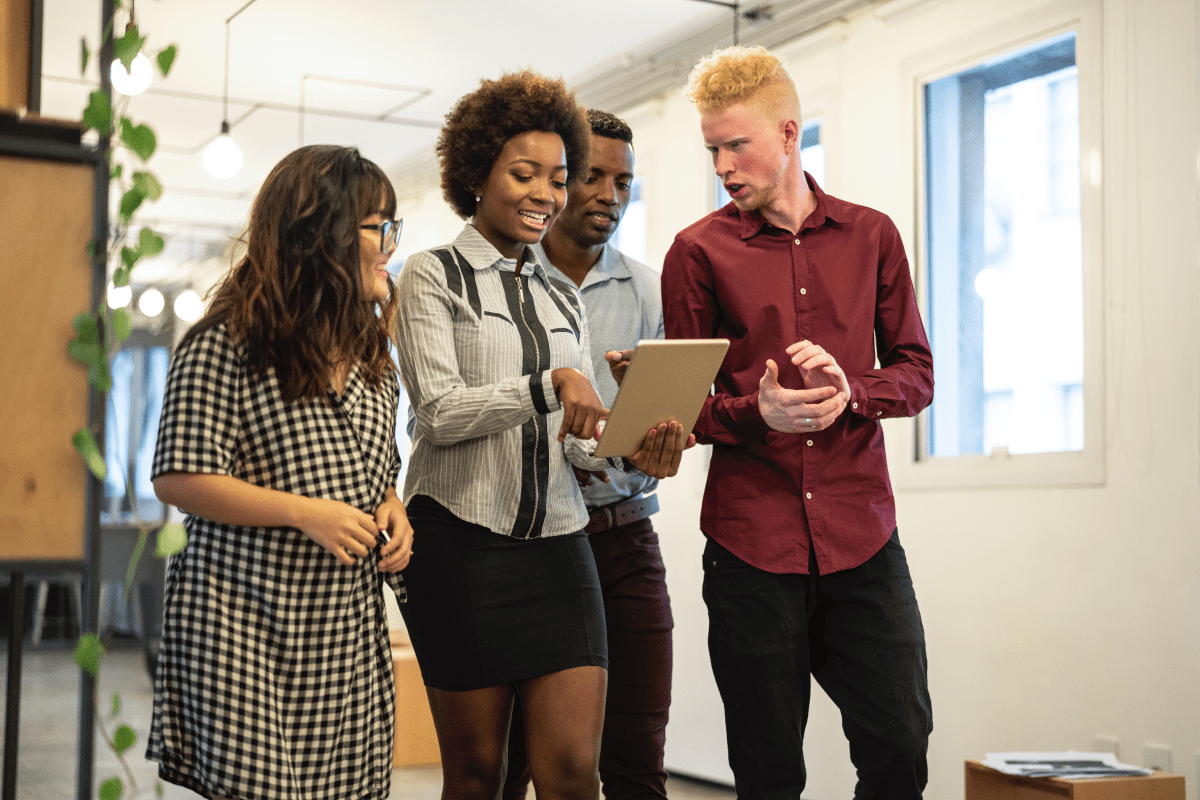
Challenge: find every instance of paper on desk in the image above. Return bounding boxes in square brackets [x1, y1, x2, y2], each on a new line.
[983, 751, 1154, 779]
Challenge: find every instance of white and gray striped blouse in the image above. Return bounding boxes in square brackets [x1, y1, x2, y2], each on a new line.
[396, 224, 616, 539]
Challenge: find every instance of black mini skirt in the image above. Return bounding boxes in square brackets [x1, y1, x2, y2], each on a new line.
[398, 495, 608, 691]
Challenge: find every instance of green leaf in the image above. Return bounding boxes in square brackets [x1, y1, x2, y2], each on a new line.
[110, 164, 123, 181]
[138, 226, 166, 257]
[82, 90, 112, 136]
[73, 311, 100, 344]
[132, 172, 162, 201]
[74, 633, 104, 679]
[112, 308, 132, 343]
[80, 38, 90, 75]
[118, 187, 144, 221]
[119, 118, 157, 161]
[87, 240, 97, 259]
[89, 358, 112, 393]
[113, 724, 137, 755]
[113, 24, 145, 72]
[68, 339, 102, 367]
[155, 523, 188, 557]
[121, 245, 140, 270]
[99, 777, 123, 800]
[72, 429, 107, 479]
[124, 531, 147, 594]
[112, 265, 131, 288]
[156, 45, 177, 77]
[111, 692, 121, 716]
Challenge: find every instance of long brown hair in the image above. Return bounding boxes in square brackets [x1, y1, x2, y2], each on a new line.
[183, 145, 399, 401]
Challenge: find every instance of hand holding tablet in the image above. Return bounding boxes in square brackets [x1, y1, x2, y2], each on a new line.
[593, 339, 730, 459]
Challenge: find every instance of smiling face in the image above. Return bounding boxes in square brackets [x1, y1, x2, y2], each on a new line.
[554, 134, 634, 248]
[359, 206, 392, 304]
[472, 130, 568, 259]
[701, 100, 796, 215]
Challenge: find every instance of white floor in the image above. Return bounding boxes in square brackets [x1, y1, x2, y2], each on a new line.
[2, 642, 736, 800]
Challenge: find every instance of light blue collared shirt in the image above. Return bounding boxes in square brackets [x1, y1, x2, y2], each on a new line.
[532, 242, 664, 509]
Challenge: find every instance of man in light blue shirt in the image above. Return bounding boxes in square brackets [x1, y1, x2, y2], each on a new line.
[504, 110, 674, 800]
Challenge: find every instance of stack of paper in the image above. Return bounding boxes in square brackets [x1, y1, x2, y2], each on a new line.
[982, 751, 1154, 779]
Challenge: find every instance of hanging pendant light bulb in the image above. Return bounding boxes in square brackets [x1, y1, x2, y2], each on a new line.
[202, 5, 253, 180]
[204, 121, 243, 179]
[110, 52, 152, 96]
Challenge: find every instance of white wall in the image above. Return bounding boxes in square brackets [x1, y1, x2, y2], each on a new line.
[388, 2, 1200, 795]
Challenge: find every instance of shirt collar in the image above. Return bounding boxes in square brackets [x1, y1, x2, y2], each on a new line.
[737, 171, 851, 240]
[533, 241, 632, 291]
[452, 224, 552, 287]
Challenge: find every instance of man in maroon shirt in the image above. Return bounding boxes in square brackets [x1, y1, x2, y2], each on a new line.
[662, 45, 935, 799]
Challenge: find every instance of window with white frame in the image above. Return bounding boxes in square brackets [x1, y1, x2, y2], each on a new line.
[612, 176, 646, 263]
[922, 32, 1082, 459]
[715, 119, 823, 209]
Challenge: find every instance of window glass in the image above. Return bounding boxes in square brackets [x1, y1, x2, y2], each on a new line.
[923, 33, 1081, 458]
[612, 177, 646, 263]
[104, 345, 170, 522]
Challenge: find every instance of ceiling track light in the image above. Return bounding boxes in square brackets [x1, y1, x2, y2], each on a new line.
[110, 0, 152, 96]
[203, 0, 258, 179]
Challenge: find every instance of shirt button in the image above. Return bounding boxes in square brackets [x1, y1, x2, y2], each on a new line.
[877, 411, 882, 416]
[806, 492, 812, 499]
[794, 239, 800, 245]
[852, 402, 858, 409]
[800, 288, 807, 295]
[806, 439, 813, 446]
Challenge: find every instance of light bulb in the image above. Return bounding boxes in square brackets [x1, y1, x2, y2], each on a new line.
[203, 123, 242, 179]
[107, 281, 132, 309]
[138, 287, 165, 317]
[110, 53, 152, 96]
[173, 290, 204, 322]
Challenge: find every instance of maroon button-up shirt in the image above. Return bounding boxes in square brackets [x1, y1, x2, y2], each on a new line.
[661, 175, 933, 575]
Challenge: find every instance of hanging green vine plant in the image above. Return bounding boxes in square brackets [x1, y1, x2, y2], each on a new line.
[67, 3, 188, 798]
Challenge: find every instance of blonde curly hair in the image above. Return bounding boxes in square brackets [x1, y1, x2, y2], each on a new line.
[684, 45, 800, 125]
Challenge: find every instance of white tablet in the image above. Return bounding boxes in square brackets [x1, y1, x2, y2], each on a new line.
[592, 339, 730, 459]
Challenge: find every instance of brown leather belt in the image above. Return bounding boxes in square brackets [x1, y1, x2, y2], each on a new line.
[584, 494, 660, 534]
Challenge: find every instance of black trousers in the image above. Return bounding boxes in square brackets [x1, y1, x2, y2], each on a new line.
[702, 530, 932, 800]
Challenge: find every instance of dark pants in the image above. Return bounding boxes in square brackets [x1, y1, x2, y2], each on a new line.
[703, 530, 932, 800]
[504, 518, 673, 800]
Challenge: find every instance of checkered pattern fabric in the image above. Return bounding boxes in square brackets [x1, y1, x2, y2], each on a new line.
[146, 323, 404, 800]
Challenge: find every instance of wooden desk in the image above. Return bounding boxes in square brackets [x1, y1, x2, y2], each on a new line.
[965, 759, 1185, 800]
[392, 643, 441, 767]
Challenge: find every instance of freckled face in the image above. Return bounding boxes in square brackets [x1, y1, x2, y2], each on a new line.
[702, 101, 789, 213]
[472, 130, 568, 260]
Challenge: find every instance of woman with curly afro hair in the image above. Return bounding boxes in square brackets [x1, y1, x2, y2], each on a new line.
[395, 71, 634, 800]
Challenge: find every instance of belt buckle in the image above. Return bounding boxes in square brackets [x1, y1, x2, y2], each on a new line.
[602, 506, 615, 531]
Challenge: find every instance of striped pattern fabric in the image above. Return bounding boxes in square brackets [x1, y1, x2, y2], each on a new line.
[396, 225, 610, 540]
[147, 323, 404, 800]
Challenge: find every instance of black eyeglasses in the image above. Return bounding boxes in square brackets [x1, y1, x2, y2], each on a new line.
[360, 218, 403, 255]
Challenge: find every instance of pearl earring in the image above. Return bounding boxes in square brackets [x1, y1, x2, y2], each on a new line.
[475, 195, 481, 202]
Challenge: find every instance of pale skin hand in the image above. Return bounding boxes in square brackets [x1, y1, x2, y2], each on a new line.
[551, 367, 607, 442]
[758, 339, 851, 433]
[374, 487, 414, 573]
[153, 472, 385, 566]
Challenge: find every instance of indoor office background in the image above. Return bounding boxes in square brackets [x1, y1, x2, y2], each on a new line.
[1, 0, 1198, 799]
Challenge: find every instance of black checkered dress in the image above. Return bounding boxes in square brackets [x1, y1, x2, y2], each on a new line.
[146, 323, 405, 800]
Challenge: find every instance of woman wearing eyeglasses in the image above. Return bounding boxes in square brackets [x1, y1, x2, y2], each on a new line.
[148, 144, 412, 800]
[394, 71, 623, 800]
